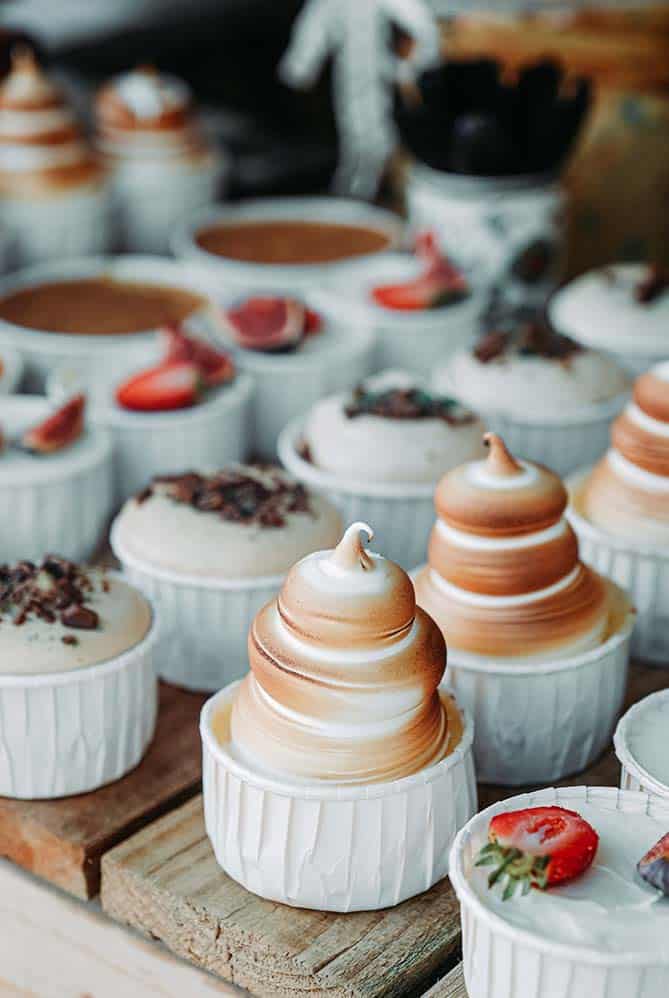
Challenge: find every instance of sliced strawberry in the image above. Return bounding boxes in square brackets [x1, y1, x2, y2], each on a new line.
[22, 394, 85, 454]
[116, 362, 201, 412]
[304, 308, 322, 337]
[638, 832, 669, 895]
[161, 323, 235, 386]
[224, 296, 306, 352]
[476, 806, 599, 901]
[372, 230, 469, 311]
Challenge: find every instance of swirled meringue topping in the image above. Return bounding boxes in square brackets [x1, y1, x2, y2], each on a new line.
[230, 522, 454, 784]
[0, 48, 101, 196]
[95, 66, 210, 164]
[414, 434, 610, 659]
[576, 363, 669, 544]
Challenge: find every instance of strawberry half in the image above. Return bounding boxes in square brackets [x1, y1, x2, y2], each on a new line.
[22, 394, 85, 454]
[638, 832, 669, 895]
[116, 362, 202, 412]
[372, 231, 469, 311]
[161, 323, 235, 386]
[476, 806, 599, 901]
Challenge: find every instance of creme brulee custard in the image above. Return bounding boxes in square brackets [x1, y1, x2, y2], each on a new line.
[195, 220, 391, 264]
[0, 277, 206, 334]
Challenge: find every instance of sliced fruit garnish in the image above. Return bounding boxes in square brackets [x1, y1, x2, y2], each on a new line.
[638, 832, 669, 895]
[161, 323, 235, 386]
[224, 296, 307, 352]
[304, 308, 322, 337]
[116, 362, 201, 412]
[475, 805, 599, 901]
[371, 231, 469, 311]
[21, 394, 85, 454]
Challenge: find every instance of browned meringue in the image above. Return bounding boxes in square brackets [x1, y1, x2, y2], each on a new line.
[0, 47, 102, 196]
[229, 522, 454, 784]
[576, 364, 669, 545]
[414, 434, 610, 660]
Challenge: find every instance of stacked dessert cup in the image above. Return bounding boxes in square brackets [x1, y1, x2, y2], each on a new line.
[95, 66, 226, 253]
[414, 434, 634, 785]
[568, 362, 669, 663]
[0, 47, 110, 266]
[201, 522, 476, 911]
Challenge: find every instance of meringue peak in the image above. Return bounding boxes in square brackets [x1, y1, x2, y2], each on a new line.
[329, 522, 375, 573]
[483, 433, 523, 478]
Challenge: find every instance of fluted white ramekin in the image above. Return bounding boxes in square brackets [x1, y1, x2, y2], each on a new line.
[49, 365, 253, 504]
[2, 182, 111, 270]
[450, 785, 669, 998]
[568, 469, 669, 665]
[431, 582, 634, 785]
[108, 152, 226, 254]
[0, 345, 24, 395]
[0, 255, 217, 391]
[614, 689, 669, 799]
[173, 197, 404, 293]
[0, 396, 114, 563]
[0, 587, 159, 799]
[202, 682, 476, 912]
[111, 519, 280, 691]
[278, 417, 436, 570]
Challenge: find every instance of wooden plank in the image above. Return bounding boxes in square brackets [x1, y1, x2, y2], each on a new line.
[0, 859, 242, 997]
[101, 796, 462, 998]
[424, 964, 466, 998]
[0, 681, 206, 899]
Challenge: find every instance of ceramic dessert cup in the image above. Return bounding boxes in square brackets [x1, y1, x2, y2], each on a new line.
[549, 263, 669, 375]
[95, 66, 226, 254]
[201, 523, 477, 911]
[0, 345, 24, 394]
[614, 689, 669, 800]
[0, 566, 159, 800]
[173, 197, 404, 293]
[278, 374, 486, 570]
[450, 786, 669, 998]
[0, 396, 113, 563]
[0, 48, 110, 268]
[111, 467, 342, 690]
[567, 364, 669, 663]
[414, 435, 635, 784]
[0, 255, 216, 391]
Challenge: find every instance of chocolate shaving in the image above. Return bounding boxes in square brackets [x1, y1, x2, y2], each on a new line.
[0, 556, 100, 632]
[474, 317, 582, 364]
[345, 386, 475, 425]
[635, 264, 669, 305]
[141, 466, 312, 528]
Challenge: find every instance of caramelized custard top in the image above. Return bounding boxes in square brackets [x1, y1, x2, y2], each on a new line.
[195, 220, 391, 265]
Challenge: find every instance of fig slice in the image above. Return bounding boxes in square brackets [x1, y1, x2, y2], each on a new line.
[372, 231, 469, 311]
[21, 394, 85, 454]
[223, 296, 307, 352]
[160, 323, 235, 386]
[638, 832, 669, 895]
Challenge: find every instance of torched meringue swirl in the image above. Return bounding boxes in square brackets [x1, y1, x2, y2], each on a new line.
[579, 363, 669, 543]
[0, 47, 101, 194]
[230, 522, 451, 784]
[414, 434, 610, 659]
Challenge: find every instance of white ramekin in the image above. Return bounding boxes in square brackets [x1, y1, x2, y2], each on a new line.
[173, 197, 404, 293]
[107, 152, 227, 255]
[405, 164, 564, 303]
[0, 255, 218, 391]
[428, 584, 634, 785]
[213, 303, 375, 460]
[2, 182, 111, 270]
[49, 365, 253, 505]
[201, 682, 476, 912]
[278, 417, 437, 570]
[450, 785, 669, 998]
[614, 689, 669, 799]
[0, 345, 24, 395]
[311, 257, 485, 378]
[0, 396, 114, 563]
[568, 469, 669, 665]
[111, 519, 280, 691]
[0, 587, 159, 800]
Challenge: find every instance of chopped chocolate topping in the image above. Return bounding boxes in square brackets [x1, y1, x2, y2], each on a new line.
[141, 466, 312, 528]
[345, 386, 475, 425]
[635, 264, 669, 305]
[474, 330, 510, 363]
[510, 239, 555, 285]
[474, 317, 582, 364]
[62, 635, 78, 646]
[0, 556, 100, 631]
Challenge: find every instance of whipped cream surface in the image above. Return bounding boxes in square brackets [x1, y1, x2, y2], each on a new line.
[468, 800, 669, 956]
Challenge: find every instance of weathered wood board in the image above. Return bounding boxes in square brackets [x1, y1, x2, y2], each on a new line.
[424, 964, 467, 998]
[0, 681, 207, 899]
